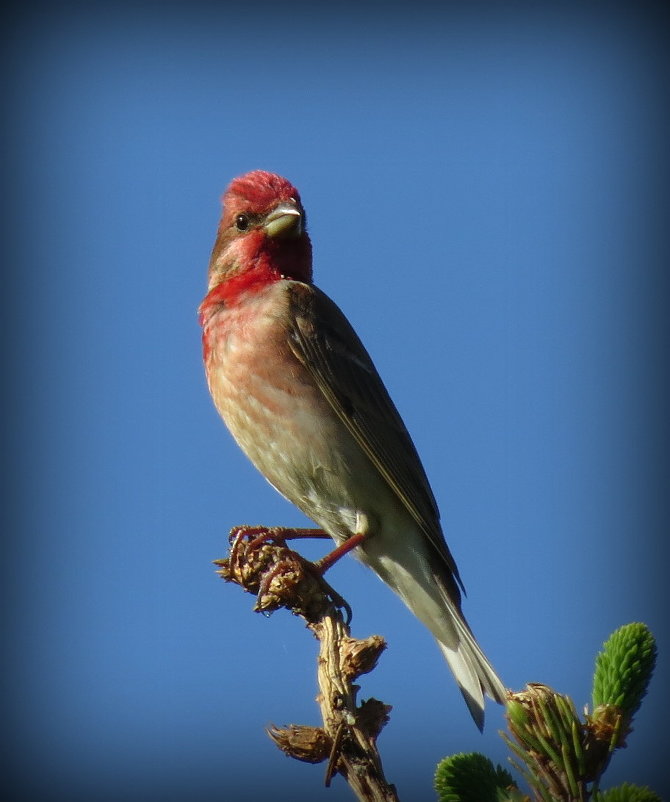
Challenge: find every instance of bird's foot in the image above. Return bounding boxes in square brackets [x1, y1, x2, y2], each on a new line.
[228, 524, 328, 566]
[222, 525, 353, 623]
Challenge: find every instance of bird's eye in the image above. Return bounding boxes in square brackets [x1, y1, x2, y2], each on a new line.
[235, 213, 250, 231]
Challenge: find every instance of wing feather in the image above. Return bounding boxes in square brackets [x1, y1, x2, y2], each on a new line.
[286, 282, 464, 594]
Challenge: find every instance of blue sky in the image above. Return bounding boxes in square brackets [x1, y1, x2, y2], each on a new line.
[6, 2, 668, 800]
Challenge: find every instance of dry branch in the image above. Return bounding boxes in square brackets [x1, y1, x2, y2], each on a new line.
[215, 526, 400, 802]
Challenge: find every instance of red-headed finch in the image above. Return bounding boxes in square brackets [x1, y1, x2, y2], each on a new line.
[199, 170, 505, 728]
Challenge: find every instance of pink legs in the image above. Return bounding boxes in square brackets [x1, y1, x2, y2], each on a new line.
[227, 525, 367, 623]
[314, 532, 367, 573]
[228, 525, 367, 575]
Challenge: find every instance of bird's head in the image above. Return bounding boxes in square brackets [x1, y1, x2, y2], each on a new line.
[206, 170, 313, 292]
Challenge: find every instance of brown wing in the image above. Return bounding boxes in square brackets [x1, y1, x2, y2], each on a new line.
[286, 281, 465, 595]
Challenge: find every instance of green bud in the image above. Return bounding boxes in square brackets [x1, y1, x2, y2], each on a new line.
[592, 623, 657, 718]
[434, 752, 516, 802]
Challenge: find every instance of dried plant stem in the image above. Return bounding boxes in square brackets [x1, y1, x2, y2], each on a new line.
[215, 526, 400, 802]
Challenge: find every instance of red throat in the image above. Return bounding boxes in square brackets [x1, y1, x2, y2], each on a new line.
[199, 259, 278, 323]
[199, 237, 311, 327]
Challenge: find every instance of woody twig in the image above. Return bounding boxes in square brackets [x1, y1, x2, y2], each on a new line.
[215, 525, 400, 802]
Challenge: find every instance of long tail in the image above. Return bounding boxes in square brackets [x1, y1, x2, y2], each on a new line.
[362, 543, 506, 729]
[435, 591, 507, 730]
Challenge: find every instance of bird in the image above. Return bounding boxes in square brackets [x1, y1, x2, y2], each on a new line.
[198, 169, 506, 728]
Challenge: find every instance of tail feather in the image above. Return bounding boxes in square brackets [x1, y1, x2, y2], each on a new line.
[437, 610, 507, 731]
[360, 538, 506, 729]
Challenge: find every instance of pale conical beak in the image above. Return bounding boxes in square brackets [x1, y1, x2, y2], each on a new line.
[264, 201, 303, 238]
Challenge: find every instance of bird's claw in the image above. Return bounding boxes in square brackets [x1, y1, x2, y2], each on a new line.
[227, 525, 285, 577]
[310, 569, 353, 626]
[225, 525, 352, 624]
